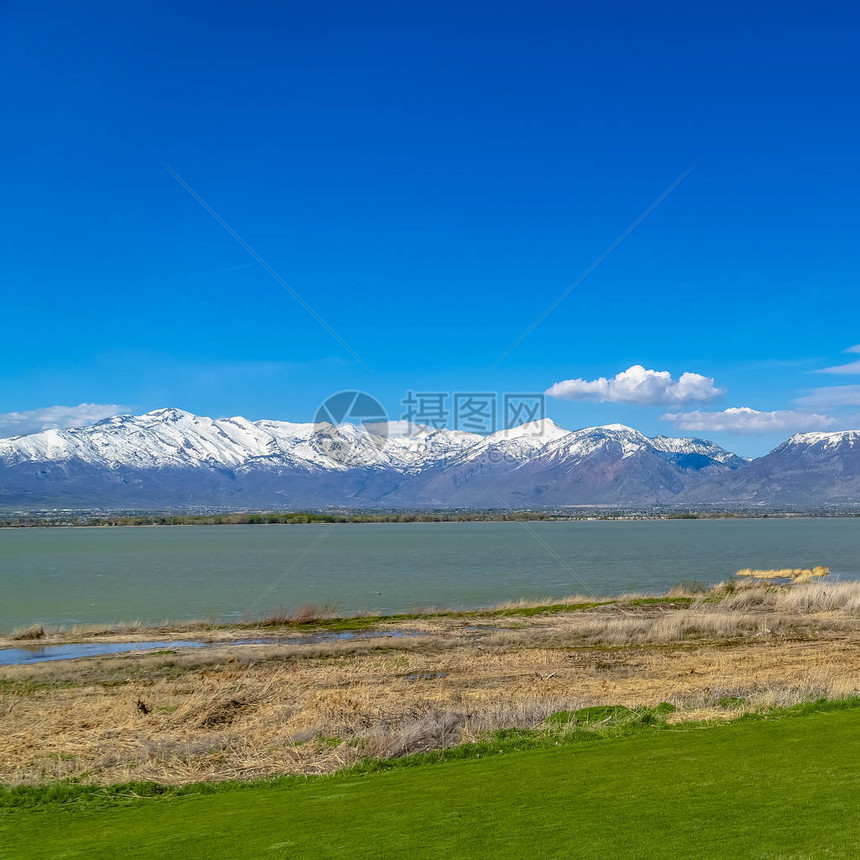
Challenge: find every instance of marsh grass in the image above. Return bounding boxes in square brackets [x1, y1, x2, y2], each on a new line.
[3, 580, 860, 787]
[4, 695, 859, 814]
[736, 565, 829, 583]
[717, 580, 860, 613]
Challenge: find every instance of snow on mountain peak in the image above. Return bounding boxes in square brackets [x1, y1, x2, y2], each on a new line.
[596, 423, 641, 434]
[489, 418, 568, 440]
[783, 430, 860, 450]
[0, 407, 750, 480]
[141, 407, 197, 421]
[650, 434, 744, 465]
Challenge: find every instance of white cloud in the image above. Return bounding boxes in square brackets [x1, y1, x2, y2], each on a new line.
[817, 344, 860, 375]
[819, 360, 860, 375]
[662, 406, 837, 434]
[0, 404, 128, 438]
[796, 385, 860, 409]
[546, 364, 723, 406]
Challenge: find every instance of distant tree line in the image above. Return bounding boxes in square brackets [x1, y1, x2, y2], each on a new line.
[0, 510, 561, 527]
[1, 508, 857, 528]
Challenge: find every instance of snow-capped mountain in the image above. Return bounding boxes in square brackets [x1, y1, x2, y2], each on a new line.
[678, 430, 860, 506]
[649, 435, 747, 468]
[389, 422, 745, 508]
[0, 408, 752, 509]
[0, 409, 474, 474]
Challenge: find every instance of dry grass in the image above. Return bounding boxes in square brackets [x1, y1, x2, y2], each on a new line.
[717, 580, 860, 613]
[254, 603, 343, 626]
[489, 611, 808, 647]
[3, 581, 860, 787]
[736, 565, 829, 583]
[487, 594, 600, 610]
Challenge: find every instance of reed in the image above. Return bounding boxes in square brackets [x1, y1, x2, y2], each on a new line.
[735, 566, 829, 583]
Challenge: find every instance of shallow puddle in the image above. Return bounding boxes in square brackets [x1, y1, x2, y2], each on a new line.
[0, 629, 423, 666]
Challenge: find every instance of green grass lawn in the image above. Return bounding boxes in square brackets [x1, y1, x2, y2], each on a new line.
[3, 706, 859, 859]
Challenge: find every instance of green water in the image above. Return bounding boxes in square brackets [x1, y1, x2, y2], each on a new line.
[1, 519, 858, 630]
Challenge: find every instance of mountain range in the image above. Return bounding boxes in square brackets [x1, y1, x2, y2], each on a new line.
[0, 408, 858, 510]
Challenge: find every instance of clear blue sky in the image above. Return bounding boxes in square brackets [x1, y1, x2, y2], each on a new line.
[2, 0, 859, 456]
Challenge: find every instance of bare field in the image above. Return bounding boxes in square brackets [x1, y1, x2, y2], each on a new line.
[2, 581, 859, 786]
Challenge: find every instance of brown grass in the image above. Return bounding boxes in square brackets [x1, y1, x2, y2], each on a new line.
[717, 580, 860, 613]
[736, 565, 829, 582]
[2, 581, 860, 787]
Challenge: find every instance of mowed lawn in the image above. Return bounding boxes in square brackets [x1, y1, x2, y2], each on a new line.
[3, 708, 859, 860]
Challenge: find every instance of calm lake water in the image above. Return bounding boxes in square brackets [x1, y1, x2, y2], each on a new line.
[1, 519, 859, 631]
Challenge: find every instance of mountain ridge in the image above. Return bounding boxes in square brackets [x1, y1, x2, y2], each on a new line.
[0, 409, 857, 509]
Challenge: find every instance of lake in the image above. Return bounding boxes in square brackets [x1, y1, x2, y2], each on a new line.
[1, 519, 859, 631]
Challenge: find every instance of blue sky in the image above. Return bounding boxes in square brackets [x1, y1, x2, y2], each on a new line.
[2, 0, 859, 456]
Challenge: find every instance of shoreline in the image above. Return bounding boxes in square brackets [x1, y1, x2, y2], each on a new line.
[2, 592, 690, 646]
[2, 510, 860, 528]
[8, 570, 860, 644]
